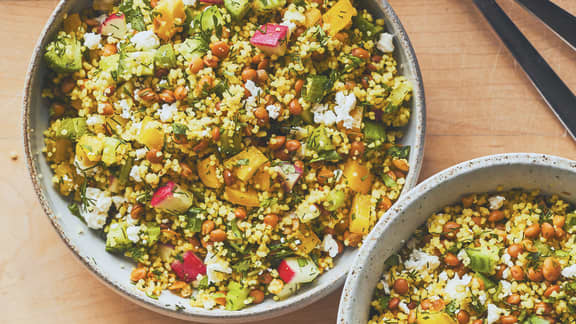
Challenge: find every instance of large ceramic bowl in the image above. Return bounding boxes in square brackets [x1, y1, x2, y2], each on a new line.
[22, 0, 425, 322]
[338, 153, 576, 324]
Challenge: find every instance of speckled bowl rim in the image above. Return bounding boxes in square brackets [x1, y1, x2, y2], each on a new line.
[337, 153, 576, 323]
[22, 0, 426, 322]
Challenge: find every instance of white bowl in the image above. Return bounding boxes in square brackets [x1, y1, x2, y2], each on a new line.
[22, 0, 425, 322]
[338, 153, 576, 324]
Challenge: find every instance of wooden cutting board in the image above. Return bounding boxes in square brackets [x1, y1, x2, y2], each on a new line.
[1, 0, 575, 323]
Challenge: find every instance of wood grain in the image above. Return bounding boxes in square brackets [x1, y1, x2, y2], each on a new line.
[1, 0, 575, 323]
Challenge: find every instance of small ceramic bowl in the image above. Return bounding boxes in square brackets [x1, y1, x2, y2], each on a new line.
[338, 153, 576, 324]
[22, 0, 425, 322]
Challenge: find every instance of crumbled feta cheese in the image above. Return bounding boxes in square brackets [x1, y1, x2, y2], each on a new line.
[244, 80, 263, 109]
[126, 225, 141, 243]
[130, 165, 142, 182]
[322, 234, 339, 258]
[311, 92, 357, 128]
[86, 115, 104, 127]
[501, 252, 514, 267]
[502, 267, 510, 280]
[376, 32, 394, 53]
[111, 196, 126, 208]
[312, 104, 337, 126]
[333, 91, 357, 129]
[457, 248, 471, 266]
[131, 30, 160, 50]
[118, 99, 132, 119]
[438, 271, 449, 282]
[498, 280, 512, 298]
[404, 249, 440, 272]
[487, 304, 505, 324]
[444, 273, 472, 302]
[74, 155, 99, 175]
[82, 187, 113, 230]
[204, 250, 232, 284]
[83, 32, 101, 50]
[478, 292, 487, 304]
[488, 195, 506, 210]
[380, 273, 391, 294]
[398, 301, 410, 314]
[159, 102, 178, 122]
[562, 264, 576, 278]
[135, 148, 147, 160]
[183, 0, 197, 5]
[281, 21, 297, 33]
[266, 104, 281, 120]
[282, 6, 305, 33]
[245, 80, 262, 97]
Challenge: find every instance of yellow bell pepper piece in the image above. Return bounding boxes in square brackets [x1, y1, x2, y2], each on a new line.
[198, 155, 223, 189]
[417, 312, 456, 324]
[47, 138, 72, 163]
[305, 8, 322, 28]
[138, 117, 165, 150]
[253, 165, 271, 191]
[349, 193, 372, 234]
[77, 134, 104, 162]
[153, 0, 186, 41]
[63, 13, 82, 34]
[224, 147, 269, 182]
[322, 0, 357, 36]
[101, 137, 122, 166]
[223, 187, 260, 207]
[342, 159, 373, 194]
[293, 225, 321, 254]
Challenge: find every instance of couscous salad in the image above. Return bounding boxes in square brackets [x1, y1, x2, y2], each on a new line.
[369, 190, 576, 324]
[42, 0, 413, 310]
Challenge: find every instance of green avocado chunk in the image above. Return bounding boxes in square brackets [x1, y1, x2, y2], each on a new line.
[99, 54, 120, 74]
[307, 126, 335, 152]
[465, 247, 499, 275]
[523, 316, 550, 324]
[102, 137, 121, 166]
[254, 0, 286, 11]
[219, 127, 243, 157]
[144, 224, 161, 246]
[44, 33, 82, 73]
[474, 272, 496, 290]
[174, 37, 209, 62]
[196, 5, 224, 32]
[154, 44, 177, 69]
[225, 281, 250, 311]
[353, 15, 384, 41]
[304, 75, 329, 104]
[106, 222, 131, 253]
[363, 121, 387, 144]
[224, 0, 251, 20]
[326, 190, 346, 211]
[118, 50, 155, 81]
[388, 80, 412, 107]
[56, 117, 88, 141]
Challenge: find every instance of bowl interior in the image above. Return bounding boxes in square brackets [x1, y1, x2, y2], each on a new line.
[338, 154, 576, 324]
[23, 0, 425, 322]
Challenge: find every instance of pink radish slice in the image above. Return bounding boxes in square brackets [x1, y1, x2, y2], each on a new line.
[277, 257, 320, 284]
[171, 251, 206, 282]
[150, 182, 194, 212]
[250, 24, 289, 56]
[100, 13, 127, 39]
[277, 162, 303, 192]
[278, 259, 296, 283]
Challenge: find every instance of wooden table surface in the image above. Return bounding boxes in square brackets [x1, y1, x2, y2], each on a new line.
[2, 0, 575, 323]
